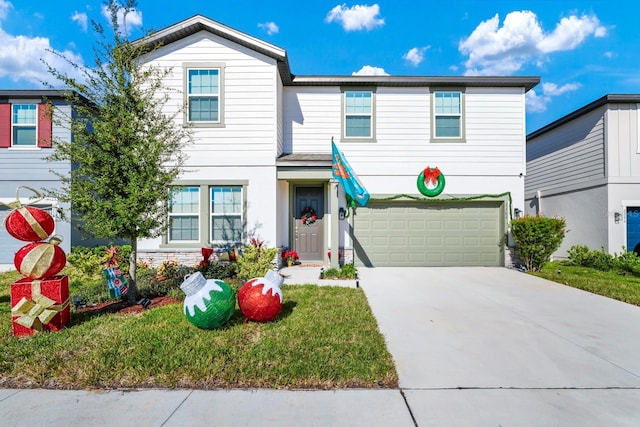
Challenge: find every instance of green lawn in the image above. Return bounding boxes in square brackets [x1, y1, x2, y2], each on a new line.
[0, 271, 397, 390]
[531, 261, 640, 307]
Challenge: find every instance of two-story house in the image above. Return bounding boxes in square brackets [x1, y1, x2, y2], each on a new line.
[127, 15, 539, 268]
[526, 95, 640, 259]
[0, 90, 75, 269]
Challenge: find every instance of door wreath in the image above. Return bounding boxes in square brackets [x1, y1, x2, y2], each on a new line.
[300, 206, 317, 225]
[417, 166, 446, 197]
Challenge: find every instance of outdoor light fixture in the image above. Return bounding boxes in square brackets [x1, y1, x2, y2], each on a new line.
[339, 207, 346, 220]
[514, 208, 522, 218]
[615, 212, 622, 224]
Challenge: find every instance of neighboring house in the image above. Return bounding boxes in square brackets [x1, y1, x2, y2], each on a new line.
[131, 15, 539, 268]
[0, 90, 74, 270]
[526, 94, 640, 259]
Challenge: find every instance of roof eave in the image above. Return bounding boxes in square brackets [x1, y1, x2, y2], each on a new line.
[527, 94, 640, 139]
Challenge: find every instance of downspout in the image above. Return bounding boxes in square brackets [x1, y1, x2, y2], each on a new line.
[536, 190, 542, 216]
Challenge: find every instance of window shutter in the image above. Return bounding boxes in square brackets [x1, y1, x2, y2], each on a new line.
[37, 103, 53, 148]
[0, 104, 10, 148]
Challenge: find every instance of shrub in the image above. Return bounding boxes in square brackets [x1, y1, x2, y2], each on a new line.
[511, 215, 566, 271]
[236, 244, 278, 282]
[568, 245, 640, 276]
[321, 263, 357, 280]
[567, 245, 615, 271]
[195, 260, 237, 280]
[136, 262, 194, 299]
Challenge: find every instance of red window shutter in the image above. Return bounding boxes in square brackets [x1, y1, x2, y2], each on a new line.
[0, 104, 10, 148]
[37, 103, 53, 148]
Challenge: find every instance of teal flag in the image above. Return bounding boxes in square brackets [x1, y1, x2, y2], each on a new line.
[332, 140, 370, 207]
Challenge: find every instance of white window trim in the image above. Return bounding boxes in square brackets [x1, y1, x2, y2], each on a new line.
[167, 187, 201, 244]
[431, 90, 465, 142]
[341, 88, 376, 142]
[183, 62, 225, 128]
[11, 103, 38, 147]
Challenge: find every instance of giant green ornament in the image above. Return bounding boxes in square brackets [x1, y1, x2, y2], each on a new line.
[180, 272, 236, 329]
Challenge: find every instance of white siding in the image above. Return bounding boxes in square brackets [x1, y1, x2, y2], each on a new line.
[143, 31, 280, 167]
[606, 103, 640, 178]
[284, 87, 527, 177]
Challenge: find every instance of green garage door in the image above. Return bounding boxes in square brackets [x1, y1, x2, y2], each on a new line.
[353, 201, 504, 267]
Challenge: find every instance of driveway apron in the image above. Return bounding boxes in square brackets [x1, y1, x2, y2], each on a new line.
[359, 267, 640, 426]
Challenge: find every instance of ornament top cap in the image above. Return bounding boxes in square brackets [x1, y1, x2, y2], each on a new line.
[180, 272, 207, 296]
[265, 270, 284, 288]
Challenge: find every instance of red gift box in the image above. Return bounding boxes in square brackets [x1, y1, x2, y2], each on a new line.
[10, 275, 70, 337]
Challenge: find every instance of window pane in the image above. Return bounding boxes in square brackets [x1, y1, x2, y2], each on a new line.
[13, 104, 36, 124]
[189, 97, 219, 122]
[435, 92, 461, 114]
[212, 216, 242, 241]
[435, 116, 461, 138]
[188, 69, 219, 95]
[211, 187, 241, 214]
[170, 187, 199, 213]
[169, 216, 199, 241]
[346, 116, 371, 137]
[345, 91, 372, 114]
[13, 127, 36, 146]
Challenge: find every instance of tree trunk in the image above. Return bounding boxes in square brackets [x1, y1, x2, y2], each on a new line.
[127, 236, 138, 304]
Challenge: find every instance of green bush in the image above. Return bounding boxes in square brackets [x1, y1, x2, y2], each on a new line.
[511, 215, 566, 271]
[68, 245, 132, 275]
[235, 244, 278, 283]
[321, 263, 357, 280]
[137, 263, 194, 299]
[567, 245, 615, 271]
[195, 260, 237, 280]
[568, 245, 640, 276]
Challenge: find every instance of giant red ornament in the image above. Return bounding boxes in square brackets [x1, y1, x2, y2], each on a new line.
[5, 206, 55, 242]
[14, 236, 67, 279]
[1, 186, 55, 241]
[238, 270, 284, 322]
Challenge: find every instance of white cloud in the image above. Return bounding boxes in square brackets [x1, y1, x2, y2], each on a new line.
[326, 4, 384, 31]
[101, 4, 143, 34]
[403, 46, 429, 66]
[258, 21, 279, 35]
[526, 81, 581, 113]
[604, 51, 617, 59]
[0, 3, 85, 87]
[71, 11, 88, 32]
[352, 65, 389, 76]
[459, 10, 607, 76]
[0, 0, 12, 20]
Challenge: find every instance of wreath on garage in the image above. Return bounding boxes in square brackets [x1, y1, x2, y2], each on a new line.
[300, 206, 317, 225]
[417, 166, 446, 197]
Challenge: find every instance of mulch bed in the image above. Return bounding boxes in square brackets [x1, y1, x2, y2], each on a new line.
[75, 296, 181, 315]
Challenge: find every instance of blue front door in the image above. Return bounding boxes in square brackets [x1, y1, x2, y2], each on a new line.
[627, 207, 640, 254]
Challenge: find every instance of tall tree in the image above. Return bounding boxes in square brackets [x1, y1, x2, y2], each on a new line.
[45, 0, 192, 303]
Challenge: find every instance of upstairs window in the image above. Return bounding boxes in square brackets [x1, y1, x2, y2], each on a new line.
[211, 186, 242, 243]
[0, 103, 52, 148]
[168, 186, 200, 242]
[434, 91, 463, 139]
[12, 104, 37, 146]
[187, 68, 220, 123]
[343, 90, 374, 140]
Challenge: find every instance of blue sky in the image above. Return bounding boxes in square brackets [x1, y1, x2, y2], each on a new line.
[0, 0, 637, 133]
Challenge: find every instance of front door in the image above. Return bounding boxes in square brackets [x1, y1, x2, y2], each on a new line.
[294, 186, 324, 261]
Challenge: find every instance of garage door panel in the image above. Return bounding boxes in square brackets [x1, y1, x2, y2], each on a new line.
[354, 201, 503, 267]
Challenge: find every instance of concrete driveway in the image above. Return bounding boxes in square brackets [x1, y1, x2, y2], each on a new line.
[359, 267, 640, 426]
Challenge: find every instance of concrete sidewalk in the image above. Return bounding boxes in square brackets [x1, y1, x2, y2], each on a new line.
[2, 266, 640, 426]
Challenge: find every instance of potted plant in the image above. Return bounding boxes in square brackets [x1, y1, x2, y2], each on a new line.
[282, 249, 299, 267]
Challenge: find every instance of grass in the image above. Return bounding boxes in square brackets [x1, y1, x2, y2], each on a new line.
[531, 261, 640, 306]
[0, 271, 397, 390]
